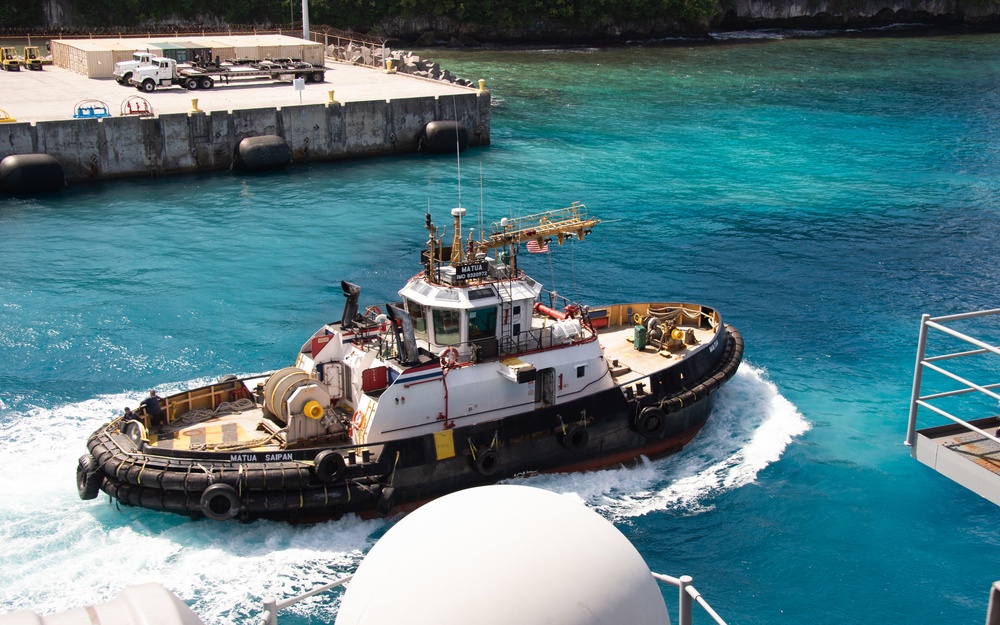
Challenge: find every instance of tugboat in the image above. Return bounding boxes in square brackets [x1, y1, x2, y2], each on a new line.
[76, 202, 743, 522]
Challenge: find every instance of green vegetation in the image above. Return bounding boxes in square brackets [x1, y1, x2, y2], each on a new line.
[0, 0, 720, 34]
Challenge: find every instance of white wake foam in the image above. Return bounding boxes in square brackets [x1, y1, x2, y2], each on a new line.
[0, 385, 384, 623]
[507, 363, 810, 520]
[0, 364, 806, 622]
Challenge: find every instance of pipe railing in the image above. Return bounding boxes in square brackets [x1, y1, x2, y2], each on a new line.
[905, 309, 1000, 447]
[652, 573, 729, 625]
[257, 571, 726, 625]
[258, 575, 353, 625]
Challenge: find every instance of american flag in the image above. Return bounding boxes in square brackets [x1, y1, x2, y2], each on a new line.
[526, 239, 549, 254]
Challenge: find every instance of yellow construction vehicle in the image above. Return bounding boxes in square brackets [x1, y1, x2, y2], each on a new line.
[20, 46, 42, 70]
[1, 47, 20, 71]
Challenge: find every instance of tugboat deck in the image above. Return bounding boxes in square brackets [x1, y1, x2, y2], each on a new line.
[150, 406, 274, 452]
[599, 324, 718, 386]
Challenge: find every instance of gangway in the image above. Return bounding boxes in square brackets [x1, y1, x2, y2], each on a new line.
[905, 309, 1000, 505]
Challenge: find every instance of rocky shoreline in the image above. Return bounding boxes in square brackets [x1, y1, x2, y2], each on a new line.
[326, 42, 479, 87]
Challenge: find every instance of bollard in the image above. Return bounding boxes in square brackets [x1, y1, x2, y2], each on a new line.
[327, 90, 338, 104]
[385, 59, 396, 74]
[190, 98, 201, 113]
[478, 79, 488, 92]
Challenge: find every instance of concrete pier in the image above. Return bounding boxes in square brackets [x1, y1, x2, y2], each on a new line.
[0, 61, 490, 184]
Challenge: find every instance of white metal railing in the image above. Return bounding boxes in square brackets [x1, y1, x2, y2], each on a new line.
[905, 309, 1000, 447]
[257, 572, 726, 625]
[652, 572, 729, 625]
[258, 575, 353, 625]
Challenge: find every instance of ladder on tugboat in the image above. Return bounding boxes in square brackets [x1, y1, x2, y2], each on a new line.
[905, 309, 1000, 505]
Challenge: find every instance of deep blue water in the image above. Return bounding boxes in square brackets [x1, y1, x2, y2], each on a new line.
[3, 31, 1000, 624]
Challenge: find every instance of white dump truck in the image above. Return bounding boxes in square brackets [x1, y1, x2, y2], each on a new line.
[130, 57, 326, 92]
[113, 51, 157, 85]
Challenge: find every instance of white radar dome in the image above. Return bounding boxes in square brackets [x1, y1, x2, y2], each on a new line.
[334, 484, 670, 625]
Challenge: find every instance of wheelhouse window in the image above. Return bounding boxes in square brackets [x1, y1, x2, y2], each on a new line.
[405, 299, 427, 341]
[468, 307, 498, 341]
[433, 308, 462, 346]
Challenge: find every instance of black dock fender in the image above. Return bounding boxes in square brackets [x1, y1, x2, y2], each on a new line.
[1, 154, 65, 195]
[420, 120, 468, 153]
[233, 135, 290, 171]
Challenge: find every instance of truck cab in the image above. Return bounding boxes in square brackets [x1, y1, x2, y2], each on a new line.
[114, 52, 156, 84]
[131, 57, 179, 92]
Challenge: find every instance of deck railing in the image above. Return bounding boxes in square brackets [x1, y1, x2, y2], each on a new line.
[257, 571, 727, 625]
[905, 309, 1000, 447]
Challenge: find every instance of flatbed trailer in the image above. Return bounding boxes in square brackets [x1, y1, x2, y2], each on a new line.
[130, 57, 326, 92]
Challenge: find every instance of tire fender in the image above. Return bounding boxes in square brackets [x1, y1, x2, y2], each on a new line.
[200, 483, 240, 521]
[473, 448, 500, 476]
[634, 406, 667, 438]
[76, 454, 101, 500]
[561, 424, 589, 451]
[313, 450, 346, 483]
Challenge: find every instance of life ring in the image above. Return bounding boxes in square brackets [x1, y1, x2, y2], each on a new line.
[365, 306, 382, 320]
[199, 483, 241, 521]
[473, 448, 500, 476]
[439, 346, 459, 368]
[634, 406, 667, 438]
[76, 454, 101, 500]
[561, 424, 589, 451]
[313, 450, 346, 483]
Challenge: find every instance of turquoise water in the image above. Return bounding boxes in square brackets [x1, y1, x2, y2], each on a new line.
[4, 32, 1000, 624]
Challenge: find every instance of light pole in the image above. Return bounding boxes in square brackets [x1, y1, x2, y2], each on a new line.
[301, 0, 310, 41]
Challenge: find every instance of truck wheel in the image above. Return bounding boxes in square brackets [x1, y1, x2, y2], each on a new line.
[200, 77, 214, 89]
[311, 71, 324, 83]
[140, 79, 155, 93]
[122, 72, 132, 85]
[185, 77, 199, 90]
